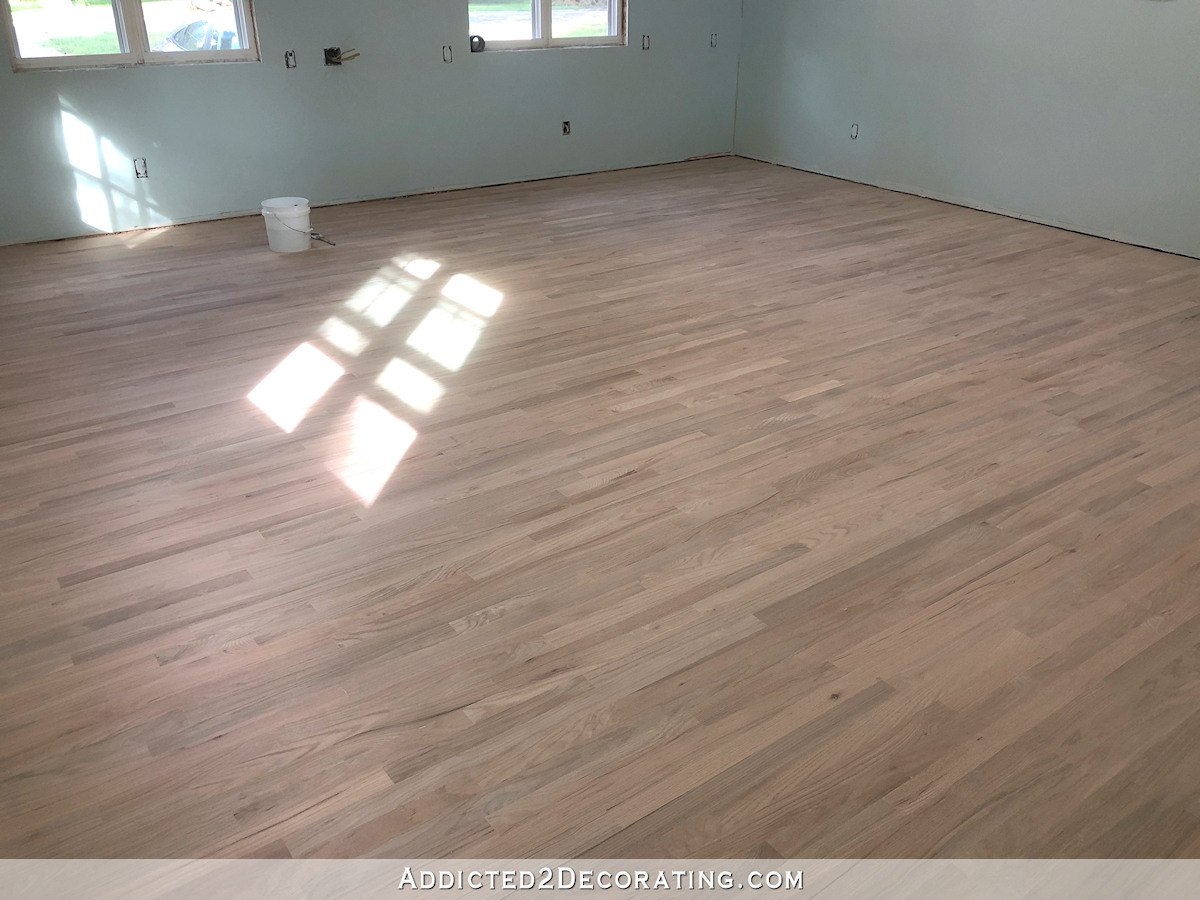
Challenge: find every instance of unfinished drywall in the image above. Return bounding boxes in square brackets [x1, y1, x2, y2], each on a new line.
[735, 0, 1200, 259]
[0, 0, 741, 245]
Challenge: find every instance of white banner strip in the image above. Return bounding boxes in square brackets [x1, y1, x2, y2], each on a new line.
[6, 859, 1200, 900]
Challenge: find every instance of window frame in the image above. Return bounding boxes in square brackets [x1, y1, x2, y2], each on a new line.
[1, 0, 260, 72]
[472, 0, 626, 52]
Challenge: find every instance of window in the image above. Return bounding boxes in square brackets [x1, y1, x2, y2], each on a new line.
[2, 0, 259, 71]
[468, 0, 625, 50]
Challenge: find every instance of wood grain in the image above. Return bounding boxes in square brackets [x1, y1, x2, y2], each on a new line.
[2, 157, 1200, 857]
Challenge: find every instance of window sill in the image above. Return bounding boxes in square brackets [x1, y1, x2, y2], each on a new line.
[475, 38, 627, 53]
[12, 55, 261, 73]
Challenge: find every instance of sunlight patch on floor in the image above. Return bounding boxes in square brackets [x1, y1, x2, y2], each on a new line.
[329, 397, 418, 506]
[442, 273, 503, 318]
[403, 258, 441, 281]
[250, 259, 508, 505]
[377, 357, 445, 413]
[345, 270, 417, 328]
[406, 301, 486, 372]
[318, 316, 369, 357]
[248, 343, 344, 433]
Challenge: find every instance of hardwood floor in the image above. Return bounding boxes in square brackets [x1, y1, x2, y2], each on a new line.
[2, 157, 1200, 858]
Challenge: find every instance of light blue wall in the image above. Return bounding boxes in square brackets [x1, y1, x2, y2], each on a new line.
[0, 0, 742, 245]
[735, 0, 1200, 259]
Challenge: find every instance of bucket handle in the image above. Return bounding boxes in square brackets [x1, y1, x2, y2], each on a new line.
[262, 208, 313, 235]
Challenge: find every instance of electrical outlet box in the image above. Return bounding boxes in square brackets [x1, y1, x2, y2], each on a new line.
[324, 47, 341, 66]
[562, 121, 571, 136]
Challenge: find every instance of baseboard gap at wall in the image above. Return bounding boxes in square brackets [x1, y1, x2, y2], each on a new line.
[732, 153, 1200, 263]
[8, 153, 738, 249]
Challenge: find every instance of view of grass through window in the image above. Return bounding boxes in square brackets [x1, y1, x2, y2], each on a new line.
[6, 0, 235, 58]
[468, 0, 612, 42]
[551, 0, 608, 38]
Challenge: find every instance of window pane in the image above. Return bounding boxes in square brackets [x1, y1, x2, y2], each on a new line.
[6, 0, 123, 58]
[468, 1, 535, 42]
[146, 0, 244, 53]
[551, 0, 612, 39]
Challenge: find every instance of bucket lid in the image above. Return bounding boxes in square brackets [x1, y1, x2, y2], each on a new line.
[262, 197, 308, 209]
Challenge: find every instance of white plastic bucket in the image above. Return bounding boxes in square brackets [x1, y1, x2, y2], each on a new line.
[261, 197, 311, 253]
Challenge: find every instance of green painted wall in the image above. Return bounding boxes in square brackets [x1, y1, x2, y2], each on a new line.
[0, 0, 742, 245]
[735, 0, 1200, 259]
